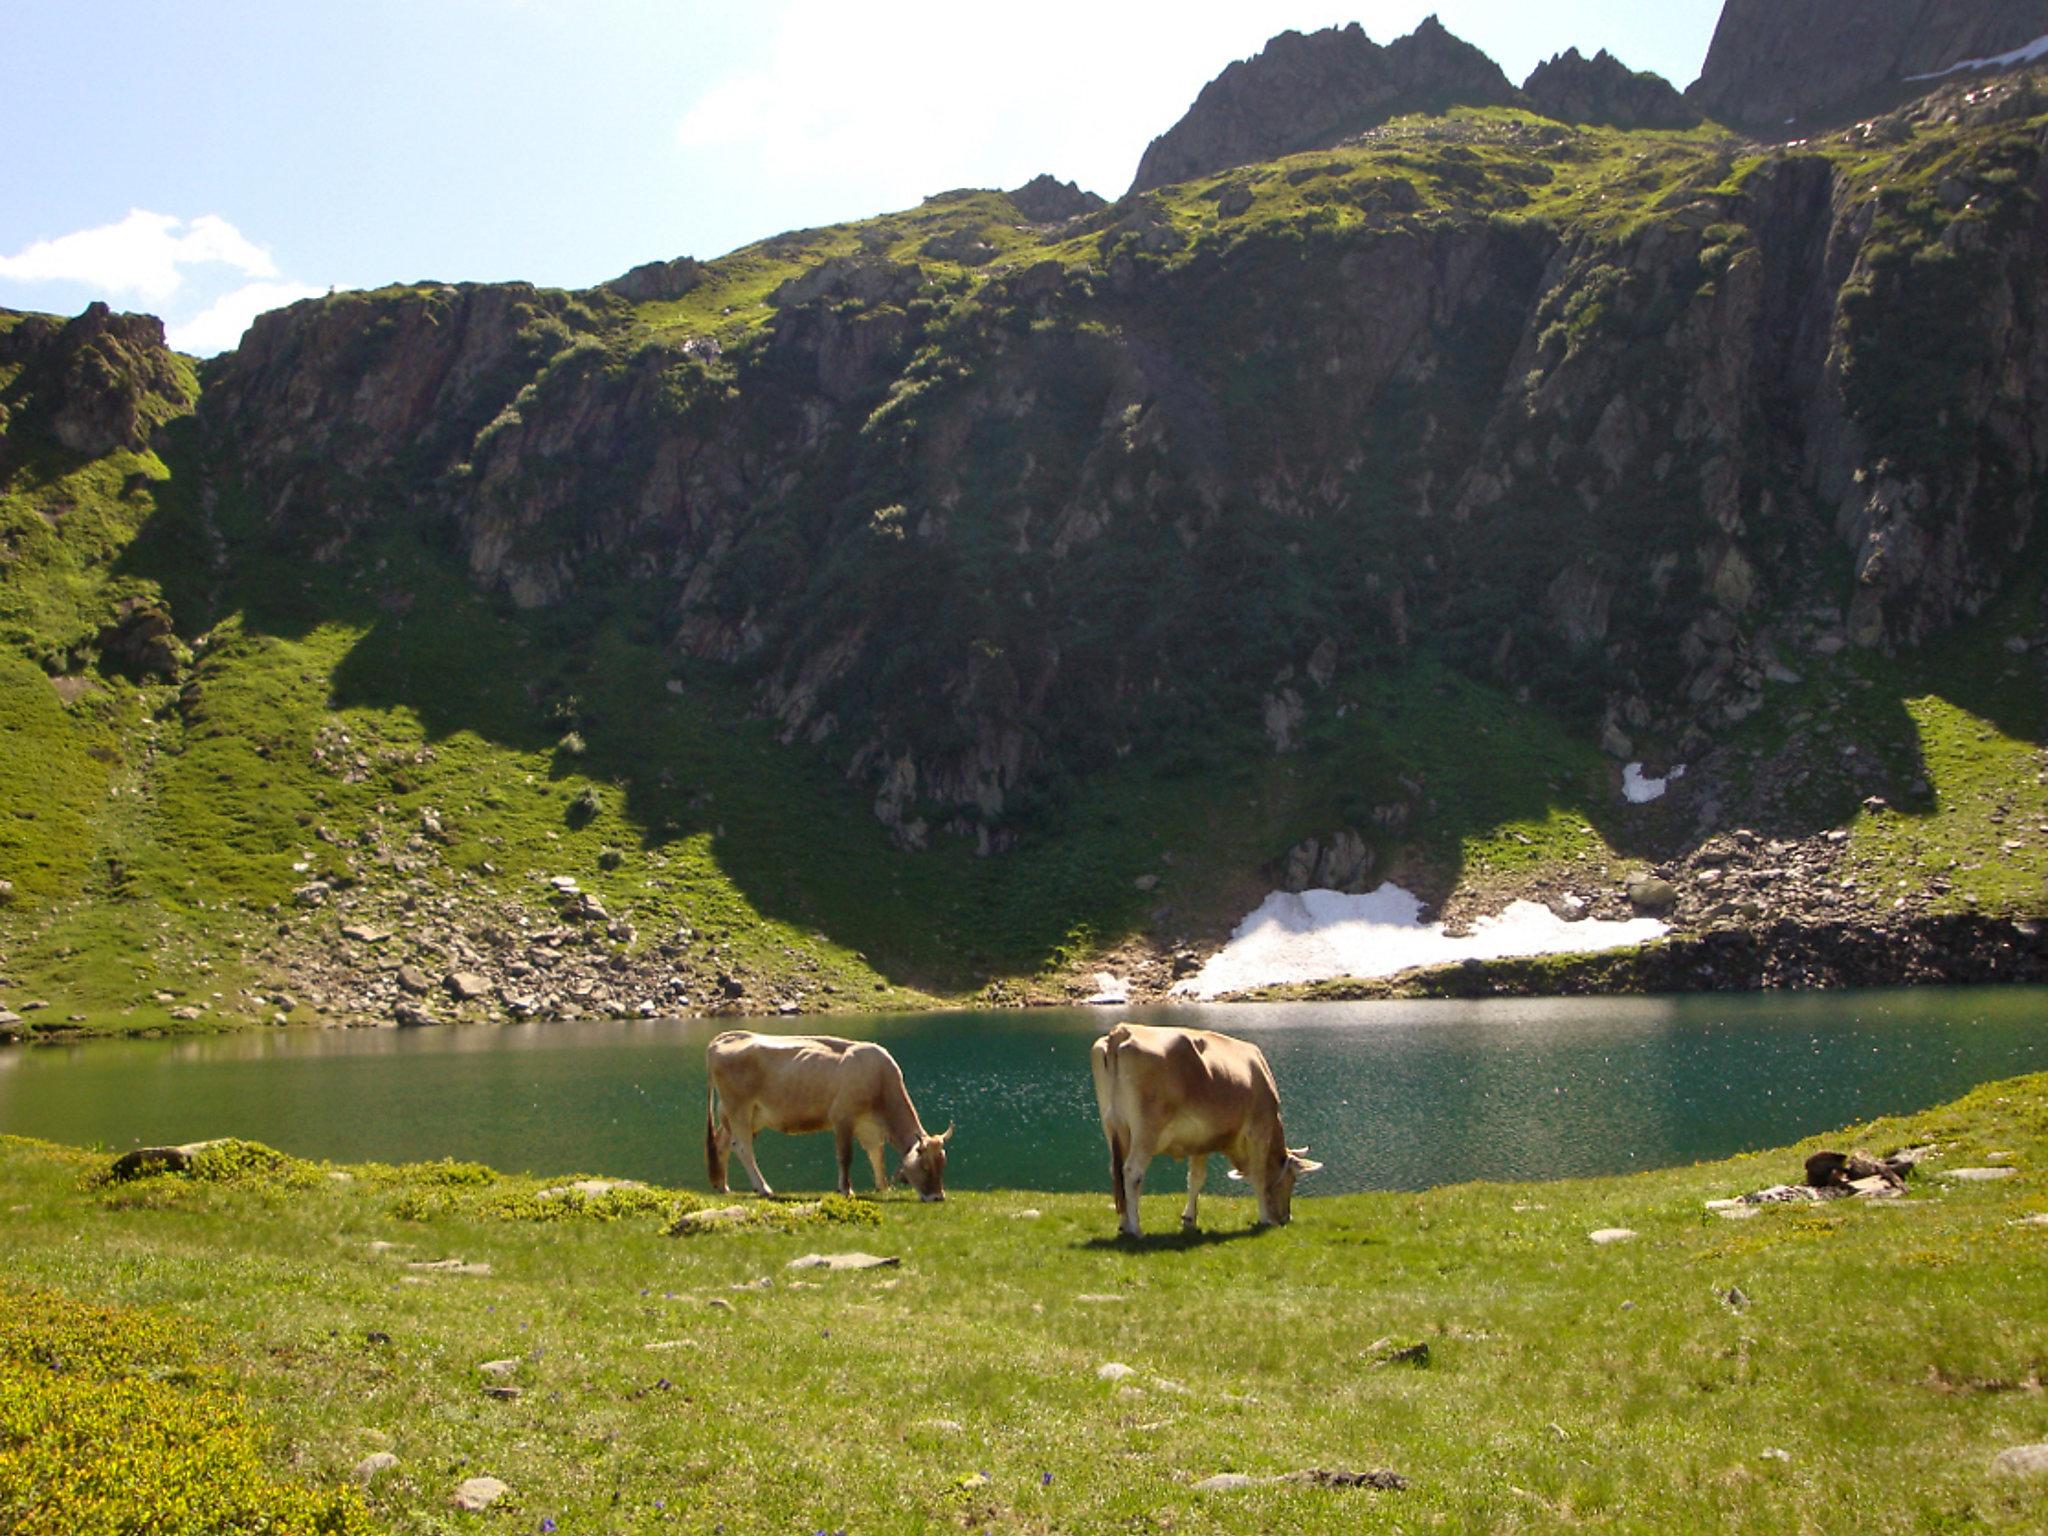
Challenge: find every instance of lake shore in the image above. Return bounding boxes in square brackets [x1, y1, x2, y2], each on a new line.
[6, 907, 2045, 1044]
[4, 1073, 2047, 1531]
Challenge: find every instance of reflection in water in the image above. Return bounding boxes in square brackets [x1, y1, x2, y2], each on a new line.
[0, 990, 2042, 1194]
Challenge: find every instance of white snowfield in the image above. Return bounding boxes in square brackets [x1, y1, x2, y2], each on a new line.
[1175, 884, 1668, 1000]
[1622, 761, 1685, 804]
[1908, 32, 2048, 82]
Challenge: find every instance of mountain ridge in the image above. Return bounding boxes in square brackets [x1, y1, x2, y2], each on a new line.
[1, 27, 2045, 1035]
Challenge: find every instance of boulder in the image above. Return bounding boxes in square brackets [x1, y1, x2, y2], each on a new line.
[450, 1476, 509, 1512]
[1626, 877, 1679, 914]
[443, 971, 490, 1002]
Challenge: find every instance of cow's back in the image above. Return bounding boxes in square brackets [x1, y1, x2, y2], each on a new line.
[1094, 1023, 1278, 1157]
[708, 1032, 895, 1130]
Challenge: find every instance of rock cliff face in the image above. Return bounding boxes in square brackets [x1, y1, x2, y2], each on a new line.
[1128, 18, 1519, 193]
[1690, 0, 2048, 132]
[194, 75, 2048, 849]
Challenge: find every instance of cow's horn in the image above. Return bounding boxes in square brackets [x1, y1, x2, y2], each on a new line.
[939, 1122, 955, 1144]
[1288, 1144, 1311, 1158]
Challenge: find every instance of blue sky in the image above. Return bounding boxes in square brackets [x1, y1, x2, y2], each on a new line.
[0, 1, 1725, 353]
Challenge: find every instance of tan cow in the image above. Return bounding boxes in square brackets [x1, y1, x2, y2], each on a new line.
[705, 1031, 952, 1200]
[1090, 1022, 1321, 1237]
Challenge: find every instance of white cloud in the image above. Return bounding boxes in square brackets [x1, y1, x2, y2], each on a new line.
[166, 279, 326, 356]
[0, 210, 279, 302]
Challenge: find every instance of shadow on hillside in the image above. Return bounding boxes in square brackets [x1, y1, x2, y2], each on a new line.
[107, 428, 2045, 992]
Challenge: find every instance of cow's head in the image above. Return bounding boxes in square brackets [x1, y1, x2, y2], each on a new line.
[1248, 1144, 1323, 1226]
[896, 1123, 953, 1201]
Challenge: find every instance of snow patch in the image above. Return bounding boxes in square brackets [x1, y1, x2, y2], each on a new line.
[1908, 32, 2048, 82]
[1175, 884, 1667, 1000]
[1085, 972, 1130, 1006]
[1622, 762, 1685, 804]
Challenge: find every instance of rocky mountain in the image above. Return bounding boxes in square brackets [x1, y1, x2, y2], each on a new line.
[1690, 0, 2048, 132]
[2, 11, 2045, 1036]
[1524, 48, 1701, 131]
[1128, 18, 1521, 194]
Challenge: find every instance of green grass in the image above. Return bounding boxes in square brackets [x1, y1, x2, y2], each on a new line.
[5, 1073, 2048, 1531]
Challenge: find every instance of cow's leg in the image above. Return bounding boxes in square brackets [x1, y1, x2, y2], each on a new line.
[833, 1124, 855, 1198]
[706, 1104, 732, 1195]
[1119, 1137, 1151, 1239]
[729, 1121, 774, 1198]
[1107, 1127, 1128, 1220]
[1182, 1154, 1207, 1230]
[863, 1134, 890, 1193]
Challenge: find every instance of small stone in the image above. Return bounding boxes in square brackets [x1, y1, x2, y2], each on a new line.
[451, 1476, 509, 1511]
[1722, 1287, 1750, 1311]
[353, 1451, 399, 1482]
[1939, 1167, 2016, 1182]
[1097, 1362, 1137, 1382]
[396, 965, 432, 995]
[341, 925, 389, 944]
[1073, 1293, 1125, 1305]
[478, 1359, 519, 1377]
[706, 1297, 735, 1312]
[481, 1385, 522, 1400]
[1990, 1444, 2048, 1478]
[956, 1471, 992, 1489]
[1193, 1473, 1260, 1492]
[1588, 1228, 1639, 1245]
[1760, 1448, 1792, 1464]
[1013, 1208, 1042, 1219]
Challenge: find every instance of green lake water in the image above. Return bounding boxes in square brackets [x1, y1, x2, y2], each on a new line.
[1, 989, 2043, 1195]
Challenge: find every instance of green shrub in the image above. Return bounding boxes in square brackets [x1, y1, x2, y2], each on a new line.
[0, 1286, 376, 1536]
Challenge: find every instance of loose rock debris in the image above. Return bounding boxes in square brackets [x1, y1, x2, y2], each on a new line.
[406, 1258, 492, 1276]
[1195, 1468, 1408, 1493]
[1708, 1145, 1939, 1211]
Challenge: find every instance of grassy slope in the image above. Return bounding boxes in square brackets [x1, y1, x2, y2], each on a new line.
[4, 1075, 2048, 1532]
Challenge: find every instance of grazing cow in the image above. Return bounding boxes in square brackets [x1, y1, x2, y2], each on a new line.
[705, 1031, 952, 1200]
[1090, 1022, 1321, 1237]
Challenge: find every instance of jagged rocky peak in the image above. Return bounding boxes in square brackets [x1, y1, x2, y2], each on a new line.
[1689, 0, 2048, 133]
[1127, 15, 1518, 194]
[1523, 47, 1700, 130]
[1007, 174, 1106, 222]
[0, 302, 192, 462]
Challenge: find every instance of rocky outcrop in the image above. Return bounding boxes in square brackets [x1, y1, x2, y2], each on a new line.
[196, 282, 598, 549]
[1128, 17, 1519, 194]
[1008, 175, 1106, 222]
[1689, 0, 2048, 132]
[1524, 49, 1700, 130]
[0, 303, 192, 464]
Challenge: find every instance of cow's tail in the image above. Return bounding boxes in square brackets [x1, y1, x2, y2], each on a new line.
[1092, 1026, 1130, 1218]
[705, 1081, 727, 1193]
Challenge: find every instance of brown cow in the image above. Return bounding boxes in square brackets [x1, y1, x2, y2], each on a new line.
[1090, 1022, 1320, 1237]
[705, 1031, 952, 1200]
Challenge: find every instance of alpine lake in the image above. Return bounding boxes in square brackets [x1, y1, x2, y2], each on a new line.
[4, 987, 2045, 1195]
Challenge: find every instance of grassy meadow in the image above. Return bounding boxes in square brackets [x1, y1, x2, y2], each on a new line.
[3, 1075, 2047, 1532]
